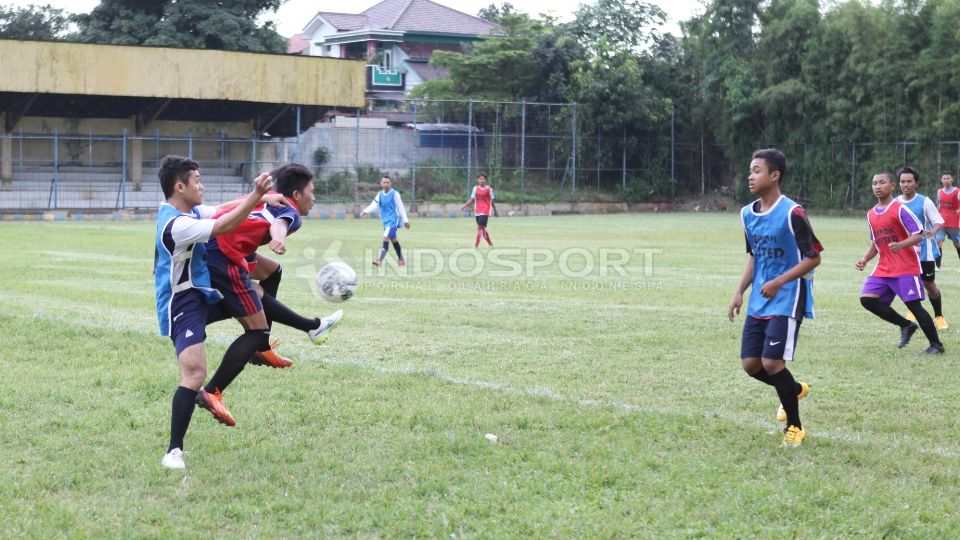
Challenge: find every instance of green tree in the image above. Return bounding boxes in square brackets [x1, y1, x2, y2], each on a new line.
[477, 2, 513, 22]
[73, 0, 285, 53]
[569, 0, 666, 55]
[0, 3, 69, 40]
[72, 0, 165, 45]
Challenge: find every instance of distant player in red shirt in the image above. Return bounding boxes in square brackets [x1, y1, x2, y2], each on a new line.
[460, 173, 498, 247]
[935, 171, 960, 267]
[857, 171, 943, 354]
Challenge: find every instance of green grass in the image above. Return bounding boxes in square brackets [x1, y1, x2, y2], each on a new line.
[2, 213, 960, 537]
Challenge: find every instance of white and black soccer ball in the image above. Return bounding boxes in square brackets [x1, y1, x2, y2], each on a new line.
[316, 262, 357, 303]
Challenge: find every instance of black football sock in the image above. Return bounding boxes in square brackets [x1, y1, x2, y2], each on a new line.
[169, 386, 197, 452]
[393, 241, 403, 260]
[905, 300, 942, 346]
[747, 367, 774, 386]
[261, 294, 320, 333]
[955, 245, 960, 260]
[769, 368, 801, 429]
[930, 291, 944, 318]
[936, 255, 943, 268]
[260, 265, 282, 298]
[379, 241, 388, 261]
[860, 296, 911, 327]
[205, 329, 270, 393]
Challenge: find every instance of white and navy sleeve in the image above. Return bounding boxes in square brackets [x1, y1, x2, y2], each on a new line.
[362, 193, 380, 215]
[395, 192, 409, 224]
[170, 215, 215, 247]
[924, 197, 944, 227]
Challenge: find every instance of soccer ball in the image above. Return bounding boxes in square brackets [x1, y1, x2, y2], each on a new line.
[316, 262, 357, 303]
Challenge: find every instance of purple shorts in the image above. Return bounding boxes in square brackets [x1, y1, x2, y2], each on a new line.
[861, 275, 925, 304]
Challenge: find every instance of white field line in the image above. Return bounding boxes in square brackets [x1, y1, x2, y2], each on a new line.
[7, 297, 960, 459]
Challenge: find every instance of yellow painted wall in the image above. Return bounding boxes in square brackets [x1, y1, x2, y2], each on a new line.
[0, 40, 366, 107]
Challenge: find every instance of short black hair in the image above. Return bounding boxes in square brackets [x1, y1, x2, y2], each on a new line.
[477, 172, 488, 179]
[897, 165, 920, 184]
[941, 171, 954, 177]
[159, 155, 199, 199]
[381, 175, 392, 181]
[751, 148, 787, 183]
[874, 170, 896, 183]
[271, 163, 314, 198]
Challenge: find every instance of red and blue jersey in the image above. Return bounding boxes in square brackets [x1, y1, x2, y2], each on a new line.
[207, 194, 302, 271]
[471, 185, 494, 216]
[868, 200, 922, 277]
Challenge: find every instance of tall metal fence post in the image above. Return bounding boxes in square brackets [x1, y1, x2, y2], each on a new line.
[520, 100, 526, 212]
[412, 101, 418, 205]
[354, 108, 360, 201]
[596, 124, 601, 190]
[467, 98, 473, 194]
[220, 130, 226, 200]
[188, 132, 193, 158]
[295, 105, 302, 163]
[119, 128, 127, 209]
[849, 143, 856, 208]
[621, 125, 627, 192]
[51, 128, 58, 209]
[571, 103, 577, 196]
[251, 133, 257, 181]
[670, 103, 676, 192]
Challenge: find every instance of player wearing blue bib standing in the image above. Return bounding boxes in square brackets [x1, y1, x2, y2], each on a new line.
[896, 166, 948, 329]
[728, 148, 823, 448]
[155, 155, 274, 469]
[361, 175, 410, 267]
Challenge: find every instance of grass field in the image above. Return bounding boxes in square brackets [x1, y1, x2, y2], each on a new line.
[3, 212, 960, 537]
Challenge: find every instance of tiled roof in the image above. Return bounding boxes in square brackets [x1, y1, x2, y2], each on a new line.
[330, 0, 502, 36]
[406, 61, 449, 82]
[316, 12, 368, 31]
[391, 0, 499, 35]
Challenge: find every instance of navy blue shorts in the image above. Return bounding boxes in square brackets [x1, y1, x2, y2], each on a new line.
[207, 249, 262, 318]
[740, 315, 803, 361]
[475, 215, 489, 227]
[169, 289, 209, 357]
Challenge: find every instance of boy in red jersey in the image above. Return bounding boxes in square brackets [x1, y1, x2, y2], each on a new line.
[857, 171, 944, 354]
[205, 164, 342, 348]
[935, 171, 960, 267]
[460, 173, 498, 247]
[199, 164, 343, 424]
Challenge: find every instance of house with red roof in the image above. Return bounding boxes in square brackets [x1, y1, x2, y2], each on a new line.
[290, 0, 500, 101]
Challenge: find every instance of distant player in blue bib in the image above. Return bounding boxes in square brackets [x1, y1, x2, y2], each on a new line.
[361, 175, 411, 267]
[727, 148, 823, 448]
[895, 165, 948, 330]
[155, 155, 274, 469]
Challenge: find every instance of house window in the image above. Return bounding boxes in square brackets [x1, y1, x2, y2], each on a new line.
[382, 50, 392, 70]
[325, 45, 332, 54]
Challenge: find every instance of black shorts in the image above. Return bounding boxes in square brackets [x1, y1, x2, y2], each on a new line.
[207, 249, 263, 317]
[921, 260, 937, 283]
[475, 215, 489, 227]
[740, 315, 803, 361]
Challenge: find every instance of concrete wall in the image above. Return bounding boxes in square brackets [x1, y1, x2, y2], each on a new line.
[0, 39, 365, 107]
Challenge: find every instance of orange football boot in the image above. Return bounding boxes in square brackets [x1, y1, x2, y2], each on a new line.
[195, 388, 236, 426]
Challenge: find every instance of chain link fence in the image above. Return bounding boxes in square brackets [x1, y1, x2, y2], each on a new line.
[3, 98, 960, 211]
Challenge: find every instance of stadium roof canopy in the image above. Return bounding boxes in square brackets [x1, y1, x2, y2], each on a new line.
[0, 40, 366, 137]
